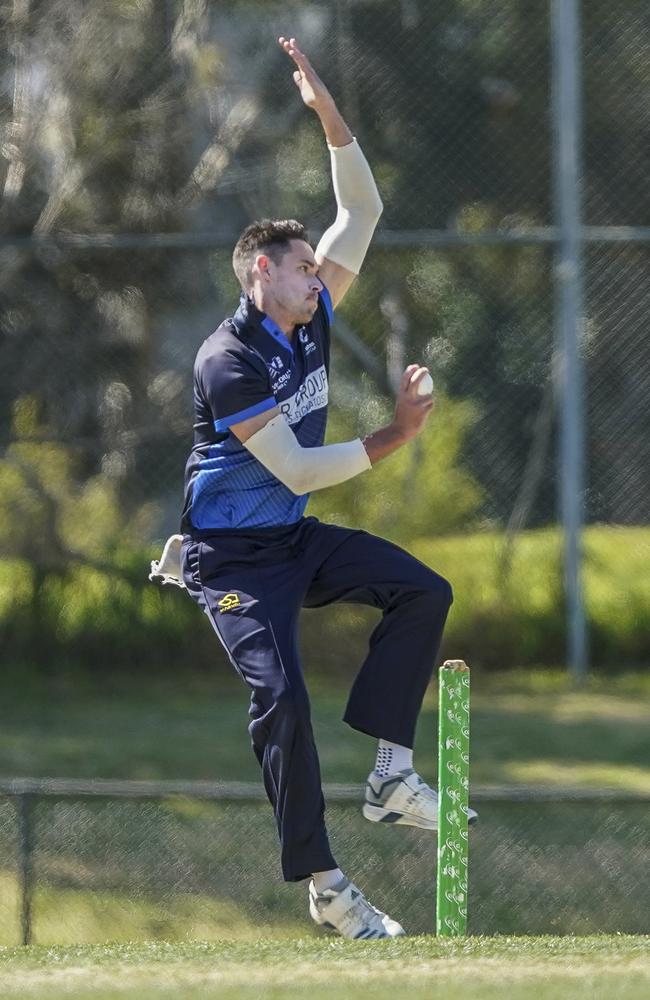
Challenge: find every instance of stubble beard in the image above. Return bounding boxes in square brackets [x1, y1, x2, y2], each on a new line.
[298, 306, 317, 324]
[286, 300, 317, 327]
[300, 296, 319, 324]
[272, 286, 317, 328]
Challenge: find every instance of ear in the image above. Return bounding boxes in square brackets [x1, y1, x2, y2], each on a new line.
[254, 254, 272, 281]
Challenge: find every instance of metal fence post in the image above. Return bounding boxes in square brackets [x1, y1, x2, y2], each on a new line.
[16, 794, 34, 946]
[551, 0, 588, 682]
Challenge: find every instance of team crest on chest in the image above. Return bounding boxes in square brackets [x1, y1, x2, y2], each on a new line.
[298, 328, 316, 356]
[267, 355, 292, 392]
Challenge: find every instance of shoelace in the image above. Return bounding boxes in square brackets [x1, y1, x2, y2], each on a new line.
[405, 779, 438, 807]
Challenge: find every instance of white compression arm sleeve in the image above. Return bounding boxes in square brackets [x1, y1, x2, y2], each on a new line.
[244, 415, 371, 496]
[316, 138, 383, 275]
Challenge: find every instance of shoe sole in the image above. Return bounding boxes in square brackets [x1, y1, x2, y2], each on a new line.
[362, 803, 479, 829]
[362, 802, 438, 830]
[309, 898, 403, 939]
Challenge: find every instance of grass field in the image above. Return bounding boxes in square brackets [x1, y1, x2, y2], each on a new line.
[2, 670, 649, 792]
[1, 673, 648, 947]
[1, 937, 649, 1000]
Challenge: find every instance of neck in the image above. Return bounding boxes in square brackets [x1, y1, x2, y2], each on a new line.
[252, 290, 295, 338]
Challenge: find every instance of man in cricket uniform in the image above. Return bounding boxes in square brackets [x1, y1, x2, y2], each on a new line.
[168, 37, 476, 939]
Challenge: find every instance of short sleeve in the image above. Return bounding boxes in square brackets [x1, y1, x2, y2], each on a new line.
[199, 344, 276, 433]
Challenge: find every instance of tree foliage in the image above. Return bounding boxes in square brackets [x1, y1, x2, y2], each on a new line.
[1, 0, 648, 570]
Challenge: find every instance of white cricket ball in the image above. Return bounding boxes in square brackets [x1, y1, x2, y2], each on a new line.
[416, 372, 434, 396]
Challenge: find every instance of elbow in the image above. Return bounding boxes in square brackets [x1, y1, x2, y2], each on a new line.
[283, 468, 312, 496]
[359, 196, 383, 228]
[364, 183, 383, 224]
[276, 446, 316, 495]
[351, 191, 383, 227]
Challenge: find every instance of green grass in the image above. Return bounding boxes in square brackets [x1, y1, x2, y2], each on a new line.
[413, 525, 650, 667]
[0, 937, 649, 999]
[1, 671, 649, 793]
[1, 673, 648, 947]
[0, 872, 294, 947]
[2, 525, 649, 674]
[2, 797, 648, 943]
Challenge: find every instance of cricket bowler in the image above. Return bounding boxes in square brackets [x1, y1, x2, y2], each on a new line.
[152, 36, 476, 939]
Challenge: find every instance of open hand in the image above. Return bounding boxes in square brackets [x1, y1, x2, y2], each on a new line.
[278, 36, 334, 112]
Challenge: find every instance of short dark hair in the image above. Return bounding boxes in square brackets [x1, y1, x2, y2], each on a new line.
[232, 219, 309, 290]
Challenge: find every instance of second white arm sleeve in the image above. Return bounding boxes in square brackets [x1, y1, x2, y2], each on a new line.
[316, 139, 383, 275]
[244, 415, 371, 496]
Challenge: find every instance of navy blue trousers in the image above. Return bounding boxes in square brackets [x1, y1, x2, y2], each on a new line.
[182, 517, 452, 882]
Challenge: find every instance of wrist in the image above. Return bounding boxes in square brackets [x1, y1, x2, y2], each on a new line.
[386, 421, 414, 445]
[312, 94, 338, 119]
[362, 421, 412, 466]
[316, 101, 353, 147]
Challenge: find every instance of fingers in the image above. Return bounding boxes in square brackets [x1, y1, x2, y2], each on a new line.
[400, 364, 419, 392]
[278, 36, 310, 71]
[409, 365, 429, 385]
[400, 364, 431, 396]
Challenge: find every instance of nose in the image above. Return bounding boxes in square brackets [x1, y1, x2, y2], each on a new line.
[311, 275, 323, 293]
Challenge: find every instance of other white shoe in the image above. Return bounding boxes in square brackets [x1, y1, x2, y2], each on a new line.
[149, 534, 186, 588]
[363, 768, 478, 830]
[308, 877, 405, 940]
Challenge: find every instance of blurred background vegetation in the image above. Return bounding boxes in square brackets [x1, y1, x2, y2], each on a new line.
[1, 0, 649, 679]
[1, 1, 649, 949]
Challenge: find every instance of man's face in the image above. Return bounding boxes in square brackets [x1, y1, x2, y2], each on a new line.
[260, 239, 323, 325]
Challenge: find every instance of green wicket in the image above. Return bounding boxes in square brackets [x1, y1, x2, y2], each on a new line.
[436, 659, 470, 936]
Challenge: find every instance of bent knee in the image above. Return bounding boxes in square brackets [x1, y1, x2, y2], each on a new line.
[418, 571, 453, 610]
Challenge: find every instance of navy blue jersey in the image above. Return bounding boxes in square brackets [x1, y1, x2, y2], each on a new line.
[182, 287, 333, 531]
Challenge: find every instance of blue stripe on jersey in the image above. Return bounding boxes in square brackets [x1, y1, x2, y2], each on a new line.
[190, 435, 307, 529]
[214, 395, 276, 432]
[320, 285, 333, 325]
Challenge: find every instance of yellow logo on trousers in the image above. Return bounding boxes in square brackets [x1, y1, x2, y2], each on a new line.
[217, 592, 241, 613]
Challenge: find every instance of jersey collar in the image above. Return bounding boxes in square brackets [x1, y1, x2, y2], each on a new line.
[232, 294, 294, 358]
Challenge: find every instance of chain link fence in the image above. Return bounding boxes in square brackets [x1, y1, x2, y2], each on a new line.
[1, 782, 649, 945]
[1, 0, 648, 535]
[1, 0, 649, 947]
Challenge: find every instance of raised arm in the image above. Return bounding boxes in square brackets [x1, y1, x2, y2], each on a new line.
[278, 36, 383, 308]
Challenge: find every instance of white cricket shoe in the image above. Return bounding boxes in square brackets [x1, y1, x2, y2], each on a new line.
[149, 534, 185, 588]
[363, 768, 479, 830]
[308, 877, 405, 940]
